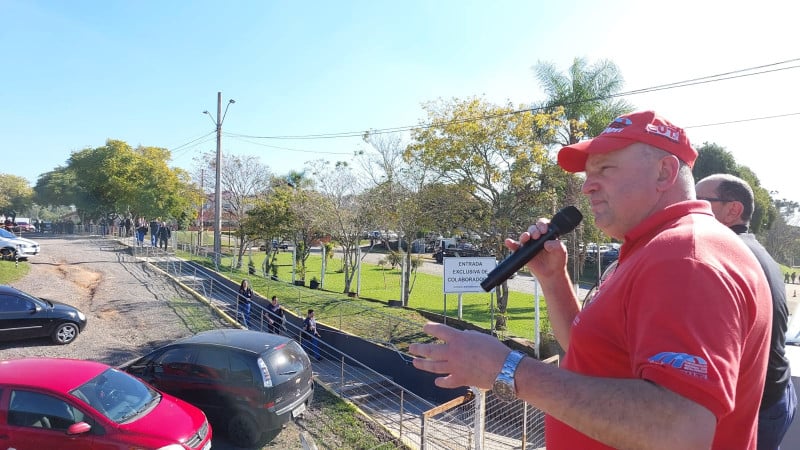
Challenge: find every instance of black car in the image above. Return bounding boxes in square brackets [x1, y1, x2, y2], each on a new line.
[601, 248, 620, 265]
[0, 285, 87, 345]
[122, 329, 314, 447]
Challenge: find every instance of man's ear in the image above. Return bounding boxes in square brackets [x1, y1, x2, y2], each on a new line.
[726, 200, 746, 223]
[656, 155, 680, 190]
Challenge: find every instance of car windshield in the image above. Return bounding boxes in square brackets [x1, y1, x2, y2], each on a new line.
[71, 368, 161, 423]
[0, 229, 16, 238]
[9, 287, 45, 307]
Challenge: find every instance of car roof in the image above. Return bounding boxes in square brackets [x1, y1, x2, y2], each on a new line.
[0, 285, 23, 295]
[176, 329, 292, 354]
[0, 358, 108, 392]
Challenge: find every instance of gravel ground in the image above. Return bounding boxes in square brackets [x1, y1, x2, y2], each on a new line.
[1, 235, 317, 449]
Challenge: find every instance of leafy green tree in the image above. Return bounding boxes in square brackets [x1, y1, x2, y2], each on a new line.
[692, 142, 739, 179]
[240, 180, 296, 276]
[262, 170, 326, 280]
[0, 174, 34, 219]
[534, 57, 633, 146]
[406, 97, 561, 330]
[693, 142, 776, 234]
[34, 140, 199, 225]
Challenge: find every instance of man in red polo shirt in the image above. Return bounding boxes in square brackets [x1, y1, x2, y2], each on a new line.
[410, 111, 771, 449]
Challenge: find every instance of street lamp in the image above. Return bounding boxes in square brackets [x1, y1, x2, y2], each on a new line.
[203, 92, 235, 265]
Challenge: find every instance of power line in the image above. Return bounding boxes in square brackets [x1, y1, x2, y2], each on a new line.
[225, 58, 800, 141]
[169, 131, 216, 154]
[622, 57, 800, 95]
[226, 134, 354, 155]
[685, 111, 800, 129]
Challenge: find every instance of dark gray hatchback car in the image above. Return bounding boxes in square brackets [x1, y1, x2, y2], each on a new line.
[122, 329, 313, 447]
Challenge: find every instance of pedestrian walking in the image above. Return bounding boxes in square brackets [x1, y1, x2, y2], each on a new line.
[266, 295, 285, 334]
[303, 309, 322, 360]
[158, 222, 171, 251]
[149, 219, 160, 247]
[135, 219, 148, 247]
[236, 279, 253, 328]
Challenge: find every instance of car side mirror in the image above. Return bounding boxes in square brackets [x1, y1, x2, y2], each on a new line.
[67, 422, 92, 435]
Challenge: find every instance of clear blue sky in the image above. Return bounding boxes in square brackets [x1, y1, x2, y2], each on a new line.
[3, 0, 799, 201]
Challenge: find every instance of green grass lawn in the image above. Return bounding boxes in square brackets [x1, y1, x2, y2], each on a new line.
[0, 260, 30, 284]
[177, 232, 553, 342]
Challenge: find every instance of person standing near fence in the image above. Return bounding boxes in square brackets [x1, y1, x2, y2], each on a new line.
[149, 219, 160, 247]
[303, 309, 321, 361]
[266, 295, 285, 334]
[136, 219, 148, 247]
[236, 279, 252, 328]
[158, 221, 171, 251]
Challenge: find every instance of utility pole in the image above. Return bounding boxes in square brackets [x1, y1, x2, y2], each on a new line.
[213, 92, 222, 262]
[204, 92, 235, 265]
[198, 169, 204, 247]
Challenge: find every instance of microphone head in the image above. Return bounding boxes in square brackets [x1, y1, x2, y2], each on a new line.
[551, 206, 583, 235]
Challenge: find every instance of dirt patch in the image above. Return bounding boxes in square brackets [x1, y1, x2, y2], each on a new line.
[55, 263, 102, 298]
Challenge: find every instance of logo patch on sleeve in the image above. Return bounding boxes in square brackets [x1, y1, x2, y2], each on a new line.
[648, 352, 708, 379]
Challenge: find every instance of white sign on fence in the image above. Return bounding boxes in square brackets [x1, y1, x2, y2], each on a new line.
[443, 257, 497, 293]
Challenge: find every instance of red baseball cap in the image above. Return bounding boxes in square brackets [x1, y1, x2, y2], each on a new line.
[557, 110, 697, 173]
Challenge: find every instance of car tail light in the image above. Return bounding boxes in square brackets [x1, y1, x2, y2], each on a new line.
[257, 357, 273, 388]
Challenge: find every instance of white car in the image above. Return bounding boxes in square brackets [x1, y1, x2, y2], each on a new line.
[0, 228, 40, 260]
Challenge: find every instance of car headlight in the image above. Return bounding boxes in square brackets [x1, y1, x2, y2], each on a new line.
[77, 311, 86, 321]
[155, 445, 186, 450]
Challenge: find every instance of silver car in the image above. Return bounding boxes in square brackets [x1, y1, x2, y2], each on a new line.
[0, 228, 40, 260]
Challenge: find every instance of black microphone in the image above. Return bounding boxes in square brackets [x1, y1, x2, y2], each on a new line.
[481, 206, 583, 292]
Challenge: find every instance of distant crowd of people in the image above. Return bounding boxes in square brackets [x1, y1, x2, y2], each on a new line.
[128, 217, 172, 249]
[1, 216, 177, 241]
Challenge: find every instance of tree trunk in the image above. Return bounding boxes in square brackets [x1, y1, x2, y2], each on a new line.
[402, 240, 411, 306]
[494, 282, 510, 330]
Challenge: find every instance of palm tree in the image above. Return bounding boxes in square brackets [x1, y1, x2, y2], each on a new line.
[534, 57, 634, 286]
[535, 57, 633, 145]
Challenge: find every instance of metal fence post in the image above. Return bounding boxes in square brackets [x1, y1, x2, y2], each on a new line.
[473, 387, 485, 450]
[420, 414, 427, 450]
[522, 401, 528, 450]
[399, 389, 404, 443]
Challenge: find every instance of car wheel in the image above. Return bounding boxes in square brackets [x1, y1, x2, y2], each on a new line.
[52, 322, 80, 345]
[0, 248, 16, 261]
[227, 412, 262, 447]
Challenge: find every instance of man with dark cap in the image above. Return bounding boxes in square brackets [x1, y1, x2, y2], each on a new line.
[410, 111, 771, 449]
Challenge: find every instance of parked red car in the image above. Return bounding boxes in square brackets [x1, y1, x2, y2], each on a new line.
[0, 358, 212, 450]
